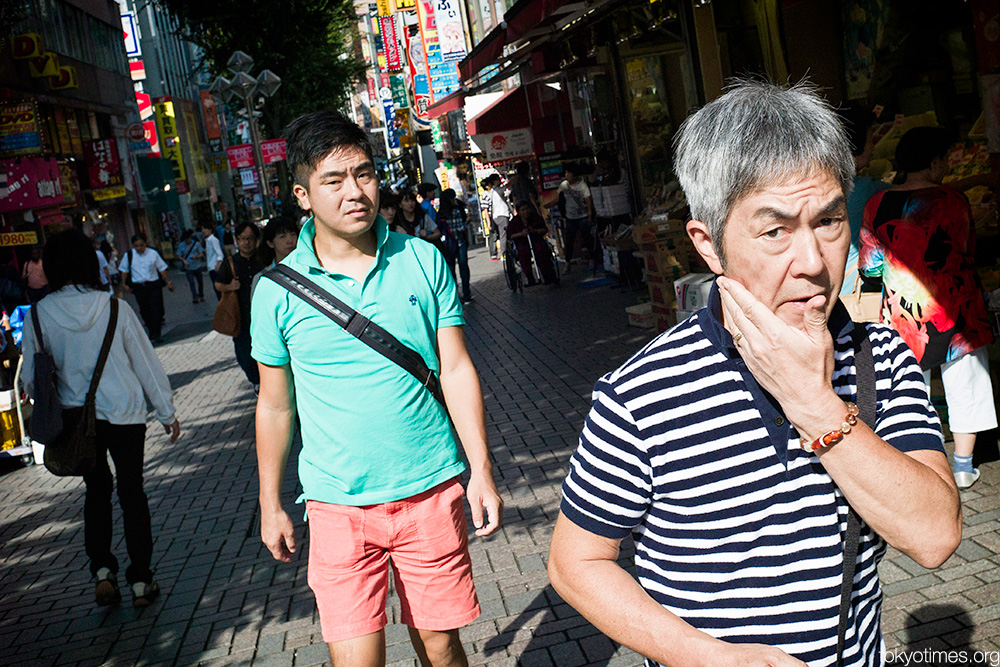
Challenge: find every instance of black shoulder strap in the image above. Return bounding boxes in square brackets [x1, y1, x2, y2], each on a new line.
[85, 298, 118, 407]
[836, 324, 876, 667]
[263, 265, 445, 407]
[30, 304, 46, 354]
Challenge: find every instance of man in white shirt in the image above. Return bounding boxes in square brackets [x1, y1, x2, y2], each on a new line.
[199, 221, 225, 300]
[484, 174, 511, 260]
[557, 163, 594, 271]
[94, 240, 111, 291]
[119, 233, 174, 343]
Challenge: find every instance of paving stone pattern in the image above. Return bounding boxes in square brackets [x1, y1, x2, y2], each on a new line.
[0, 248, 997, 666]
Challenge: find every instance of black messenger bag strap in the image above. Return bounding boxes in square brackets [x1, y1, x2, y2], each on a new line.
[836, 325, 876, 667]
[263, 265, 446, 407]
[86, 298, 118, 406]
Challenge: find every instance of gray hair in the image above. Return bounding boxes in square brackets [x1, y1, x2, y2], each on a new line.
[673, 78, 855, 264]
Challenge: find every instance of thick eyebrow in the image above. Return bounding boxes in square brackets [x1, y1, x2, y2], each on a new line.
[752, 194, 846, 221]
[316, 161, 375, 181]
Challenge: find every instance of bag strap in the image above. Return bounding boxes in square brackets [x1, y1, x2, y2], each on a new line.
[84, 298, 118, 407]
[836, 324, 877, 666]
[263, 265, 445, 407]
[30, 303, 47, 354]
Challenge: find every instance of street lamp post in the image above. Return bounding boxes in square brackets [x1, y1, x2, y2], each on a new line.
[211, 51, 281, 221]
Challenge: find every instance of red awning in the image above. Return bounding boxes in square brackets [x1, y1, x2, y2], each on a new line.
[426, 89, 465, 120]
[458, 0, 581, 83]
[465, 87, 528, 137]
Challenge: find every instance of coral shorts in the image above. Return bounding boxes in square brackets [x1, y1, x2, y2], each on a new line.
[306, 477, 481, 643]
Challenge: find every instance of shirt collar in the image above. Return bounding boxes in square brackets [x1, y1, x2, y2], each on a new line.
[702, 279, 854, 355]
[289, 214, 389, 274]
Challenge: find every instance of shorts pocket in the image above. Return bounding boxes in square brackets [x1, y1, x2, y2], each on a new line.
[306, 501, 367, 570]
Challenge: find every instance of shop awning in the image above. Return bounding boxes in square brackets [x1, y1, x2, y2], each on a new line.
[426, 90, 465, 120]
[465, 87, 528, 137]
[458, 0, 587, 83]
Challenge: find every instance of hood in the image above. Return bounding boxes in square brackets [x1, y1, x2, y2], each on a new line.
[39, 288, 113, 332]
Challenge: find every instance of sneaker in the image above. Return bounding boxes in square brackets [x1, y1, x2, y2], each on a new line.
[132, 581, 160, 608]
[490, 257, 499, 262]
[199, 297, 206, 303]
[954, 469, 981, 490]
[461, 295, 474, 305]
[95, 567, 121, 606]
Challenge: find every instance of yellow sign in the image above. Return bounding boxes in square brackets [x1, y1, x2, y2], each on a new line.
[154, 101, 186, 182]
[93, 185, 126, 201]
[0, 231, 38, 247]
[394, 0, 416, 9]
[49, 66, 77, 90]
[10, 34, 42, 59]
[377, 0, 391, 15]
[28, 51, 59, 77]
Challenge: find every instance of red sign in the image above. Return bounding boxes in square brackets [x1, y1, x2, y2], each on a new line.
[200, 91, 222, 140]
[367, 77, 377, 104]
[380, 16, 402, 71]
[227, 144, 255, 169]
[84, 138, 123, 190]
[143, 120, 160, 155]
[126, 124, 145, 142]
[0, 157, 64, 213]
[261, 138, 286, 164]
[135, 91, 153, 120]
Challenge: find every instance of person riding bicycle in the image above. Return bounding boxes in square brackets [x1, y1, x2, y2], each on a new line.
[508, 201, 557, 286]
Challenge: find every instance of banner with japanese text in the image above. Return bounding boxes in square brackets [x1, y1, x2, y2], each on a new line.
[0, 157, 64, 213]
[84, 137, 125, 200]
[0, 101, 41, 156]
[227, 144, 255, 169]
[416, 0, 461, 103]
[154, 100, 186, 185]
[261, 138, 287, 164]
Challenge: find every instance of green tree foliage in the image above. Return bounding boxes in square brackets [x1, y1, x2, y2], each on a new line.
[156, 0, 365, 136]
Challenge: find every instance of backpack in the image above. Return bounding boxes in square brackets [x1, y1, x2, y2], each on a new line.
[27, 307, 62, 445]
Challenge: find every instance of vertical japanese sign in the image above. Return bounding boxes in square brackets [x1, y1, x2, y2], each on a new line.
[154, 100, 186, 185]
[200, 91, 223, 152]
[369, 4, 386, 72]
[404, 26, 431, 124]
[84, 138, 126, 200]
[416, 0, 461, 103]
[380, 16, 402, 71]
[434, 0, 467, 63]
[121, 13, 141, 57]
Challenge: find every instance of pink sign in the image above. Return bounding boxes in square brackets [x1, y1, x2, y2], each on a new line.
[84, 138, 123, 189]
[261, 138, 287, 164]
[0, 157, 64, 213]
[227, 144, 255, 169]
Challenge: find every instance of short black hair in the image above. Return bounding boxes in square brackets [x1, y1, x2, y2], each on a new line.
[379, 187, 400, 209]
[263, 216, 299, 244]
[895, 126, 952, 174]
[199, 220, 215, 231]
[283, 110, 375, 187]
[838, 104, 878, 157]
[234, 222, 261, 240]
[417, 182, 437, 198]
[181, 229, 194, 242]
[131, 232, 147, 244]
[44, 229, 102, 292]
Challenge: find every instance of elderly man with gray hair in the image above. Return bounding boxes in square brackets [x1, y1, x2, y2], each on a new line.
[548, 79, 961, 667]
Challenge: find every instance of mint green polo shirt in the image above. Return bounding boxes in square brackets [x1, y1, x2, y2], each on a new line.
[250, 215, 466, 506]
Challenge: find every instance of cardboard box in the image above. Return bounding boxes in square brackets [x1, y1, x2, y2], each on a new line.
[626, 302, 655, 328]
[632, 217, 686, 246]
[674, 273, 715, 311]
[647, 281, 676, 307]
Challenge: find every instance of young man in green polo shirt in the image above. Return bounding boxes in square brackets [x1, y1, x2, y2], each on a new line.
[251, 111, 503, 667]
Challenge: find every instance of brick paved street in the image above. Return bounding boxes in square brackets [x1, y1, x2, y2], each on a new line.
[2, 246, 1000, 666]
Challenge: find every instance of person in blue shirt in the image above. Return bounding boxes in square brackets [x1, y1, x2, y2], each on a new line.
[417, 182, 438, 224]
[176, 229, 205, 303]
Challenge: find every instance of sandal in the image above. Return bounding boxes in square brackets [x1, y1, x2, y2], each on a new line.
[132, 581, 160, 608]
[95, 567, 121, 606]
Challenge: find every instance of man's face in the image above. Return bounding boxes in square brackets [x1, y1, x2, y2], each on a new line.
[701, 171, 849, 332]
[133, 239, 147, 254]
[292, 147, 378, 238]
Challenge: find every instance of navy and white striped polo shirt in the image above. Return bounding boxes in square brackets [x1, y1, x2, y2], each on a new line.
[561, 284, 943, 667]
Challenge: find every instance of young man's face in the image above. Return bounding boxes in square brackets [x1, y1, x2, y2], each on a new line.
[690, 171, 849, 332]
[292, 147, 378, 239]
[133, 239, 147, 254]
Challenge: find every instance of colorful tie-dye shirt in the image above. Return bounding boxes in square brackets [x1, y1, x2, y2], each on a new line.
[859, 186, 992, 369]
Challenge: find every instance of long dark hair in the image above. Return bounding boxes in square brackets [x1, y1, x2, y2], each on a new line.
[437, 188, 465, 224]
[259, 216, 299, 265]
[43, 229, 103, 292]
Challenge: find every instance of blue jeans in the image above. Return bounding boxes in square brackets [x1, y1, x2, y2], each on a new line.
[185, 269, 204, 300]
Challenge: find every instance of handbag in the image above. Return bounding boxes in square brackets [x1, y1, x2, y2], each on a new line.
[840, 276, 882, 323]
[835, 325, 877, 666]
[212, 255, 241, 337]
[36, 297, 118, 477]
[263, 265, 446, 407]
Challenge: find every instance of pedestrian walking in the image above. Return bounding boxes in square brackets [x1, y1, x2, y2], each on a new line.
[860, 126, 998, 489]
[416, 182, 438, 224]
[215, 222, 264, 389]
[100, 240, 121, 297]
[199, 220, 225, 300]
[557, 162, 594, 272]
[93, 238, 112, 291]
[119, 233, 174, 344]
[483, 174, 511, 261]
[22, 246, 48, 303]
[252, 110, 503, 666]
[177, 229, 206, 303]
[22, 228, 181, 608]
[548, 79, 961, 667]
[438, 188, 473, 303]
[394, 189, 424, 235]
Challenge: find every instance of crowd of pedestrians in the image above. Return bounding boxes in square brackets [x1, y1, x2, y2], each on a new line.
[10, 78, 1000, 667]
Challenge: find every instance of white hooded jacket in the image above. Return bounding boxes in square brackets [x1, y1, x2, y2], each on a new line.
[22, 288, 175, 426]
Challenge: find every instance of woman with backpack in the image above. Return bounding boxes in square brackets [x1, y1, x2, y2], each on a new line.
[22, 229, 180, 608]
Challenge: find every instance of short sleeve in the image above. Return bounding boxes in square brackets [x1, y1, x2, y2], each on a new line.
[580, 182, 591, 198]
[871, 326, 945, 454]
[153, 251, 167, 272]
[428, 246, 463, 329]
[560, 377, 653, 539]
[250, 278, 290, 366]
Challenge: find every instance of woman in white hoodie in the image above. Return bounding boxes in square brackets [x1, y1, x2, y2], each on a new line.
[22, 229, 181, 608]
